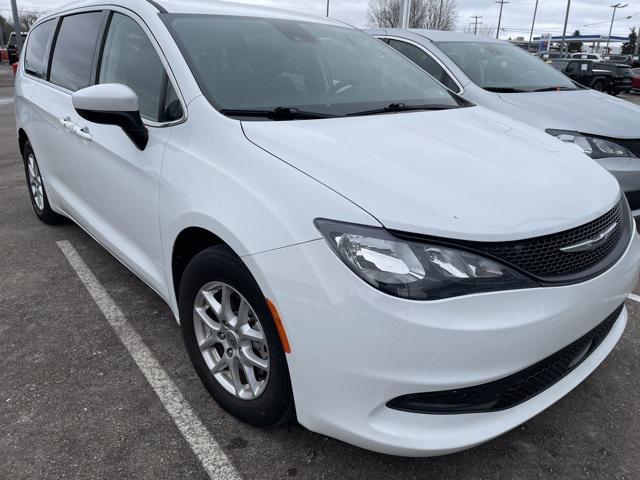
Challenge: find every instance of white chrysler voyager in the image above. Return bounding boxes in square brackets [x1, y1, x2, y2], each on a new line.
[15, 0, 640, 457]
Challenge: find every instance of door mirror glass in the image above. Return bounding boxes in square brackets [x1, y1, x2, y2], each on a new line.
[72, 83, 148, 150]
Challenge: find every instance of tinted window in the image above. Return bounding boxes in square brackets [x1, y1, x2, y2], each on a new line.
[388, 39, 459, 92]
[99, 13, 175, 121]
[50, 12, 103, 91]
[162, 79, 183, 122]
[24, 20, 56, 78]
[8, 32, 27, 46]
[437, 41, 576, 92]
[165, 15, 459, 118]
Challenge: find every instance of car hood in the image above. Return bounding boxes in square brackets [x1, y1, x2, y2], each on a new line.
[496, 89, 640, 138]
[242, 106, 620, 241]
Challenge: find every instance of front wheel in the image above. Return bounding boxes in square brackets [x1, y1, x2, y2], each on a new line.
[592, 80, 604, 92]
[179, 245, 295, 428]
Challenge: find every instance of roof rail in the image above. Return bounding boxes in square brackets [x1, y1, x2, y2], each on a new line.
[146, 0, 168, 13]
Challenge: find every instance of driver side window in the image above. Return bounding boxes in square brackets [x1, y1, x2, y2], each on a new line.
[387, 39, 460, 92]
[98, 12, 183, 122]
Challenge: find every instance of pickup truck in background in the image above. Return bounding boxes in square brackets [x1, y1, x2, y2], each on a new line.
[596, 62, 634, 96]
[550, 59, 614, 92]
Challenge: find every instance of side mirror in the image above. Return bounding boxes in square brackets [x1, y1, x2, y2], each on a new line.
[72, 84, 148, 150]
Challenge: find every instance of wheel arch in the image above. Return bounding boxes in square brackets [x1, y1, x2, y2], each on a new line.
[171, 226, 228, 301]
[18, 128, 29, 155]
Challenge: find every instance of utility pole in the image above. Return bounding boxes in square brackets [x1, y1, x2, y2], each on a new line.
[471, 16, 483, 35]
[560, 0, 571, 54]
[10, 0, 22, 53]
[634, 25, 640, 57]
[401, 0, 411, 28]
[528, 0, 539, 48]
[495, 0, 508, 39]
[326, 0, 329, 17]
[607, 3, 628, 54]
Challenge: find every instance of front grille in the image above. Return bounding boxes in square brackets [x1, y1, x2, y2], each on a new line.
[387, 304, 623, 415]
[626, 190, 640, 211]
[472, 199, 626, 280]
[616, 138, 640, 157]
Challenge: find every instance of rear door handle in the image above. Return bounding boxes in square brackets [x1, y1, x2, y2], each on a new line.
[59, 116, 75, 132]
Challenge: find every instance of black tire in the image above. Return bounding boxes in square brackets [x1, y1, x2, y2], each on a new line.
[179, 245, 295, 428]
[22, 141, 65, 225]
[592, 81, 604, 92]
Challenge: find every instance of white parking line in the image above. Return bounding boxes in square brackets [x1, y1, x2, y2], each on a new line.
[628, 293, 640, 303]
[57, 240, 241, 480]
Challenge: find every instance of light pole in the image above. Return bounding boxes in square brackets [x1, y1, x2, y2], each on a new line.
[401, 0, 411, 28]
[529, 0, 539, 48]
[10, 0, 22, 53]
[607, 3, 628, 53]
[495, 0, 508, 39]
[326, 0, 329, 17]
[560, 0, 571, 54]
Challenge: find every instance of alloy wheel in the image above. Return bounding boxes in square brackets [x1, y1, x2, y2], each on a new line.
[27, 153, 45, 211]
[193, 282, 270, 400]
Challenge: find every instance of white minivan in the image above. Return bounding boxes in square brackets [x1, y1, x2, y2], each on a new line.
[15, 0, 640, 457]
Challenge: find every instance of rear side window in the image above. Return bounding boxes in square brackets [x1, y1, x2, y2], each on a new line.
[50, 12, 104, 91]
[99, 13, 180, 122]
[387, 39, 459, 92]
[24, 20, 57, 79]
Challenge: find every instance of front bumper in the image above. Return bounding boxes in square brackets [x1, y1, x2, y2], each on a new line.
[244, 227, 640, 456]
[595, 155, 640, 202]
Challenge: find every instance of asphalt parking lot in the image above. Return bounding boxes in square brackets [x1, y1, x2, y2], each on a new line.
[2, 62, 640, 479]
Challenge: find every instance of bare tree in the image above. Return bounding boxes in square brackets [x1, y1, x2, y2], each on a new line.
[425, 0, 458, 30]
[18, 10, 42, 31]
[368, 0, 458, 30]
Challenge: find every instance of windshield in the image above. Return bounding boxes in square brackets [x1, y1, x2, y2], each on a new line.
[163, 14, 461, 119]
[436, 41, 577, 92]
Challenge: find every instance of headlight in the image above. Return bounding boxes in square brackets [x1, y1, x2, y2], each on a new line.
[546, 129, 637, 159]
[315, 219, 537, 300]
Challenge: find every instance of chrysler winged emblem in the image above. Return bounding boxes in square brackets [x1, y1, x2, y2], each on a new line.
[560, 223, 618, 253]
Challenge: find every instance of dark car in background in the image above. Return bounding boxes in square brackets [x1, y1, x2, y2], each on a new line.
[7, 32, 28, 65]
[550, 59, 613, 92]
[597, 63, 634, 95]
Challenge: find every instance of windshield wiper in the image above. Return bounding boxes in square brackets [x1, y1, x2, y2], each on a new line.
[220, 107, 339, 120]
[530, 86, 578, 92]
[346, 102, 459, 117]
[483, 87, 530, 93]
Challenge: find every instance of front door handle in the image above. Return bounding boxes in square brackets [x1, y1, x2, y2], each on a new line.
[73, 125, 92, 141]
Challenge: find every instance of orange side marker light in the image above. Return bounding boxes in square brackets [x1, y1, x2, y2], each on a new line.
[266, 298, 291, 353]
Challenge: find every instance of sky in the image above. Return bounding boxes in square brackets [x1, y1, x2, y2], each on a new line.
[2, 0, 639, 41]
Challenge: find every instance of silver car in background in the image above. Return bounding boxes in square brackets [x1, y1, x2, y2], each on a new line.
[367, 29, 640, 213]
